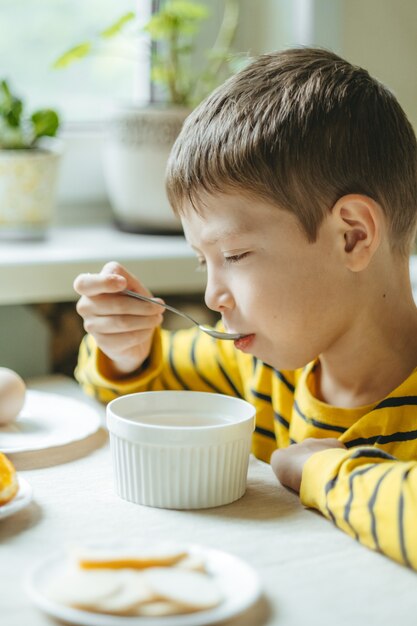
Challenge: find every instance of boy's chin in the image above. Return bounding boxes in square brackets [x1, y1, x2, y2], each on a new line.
[252, 348, 312, 371]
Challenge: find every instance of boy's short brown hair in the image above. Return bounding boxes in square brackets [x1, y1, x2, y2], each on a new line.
[166, 47, 417, 254]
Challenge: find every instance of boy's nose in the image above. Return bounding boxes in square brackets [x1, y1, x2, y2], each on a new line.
[204, 279, 234, 313]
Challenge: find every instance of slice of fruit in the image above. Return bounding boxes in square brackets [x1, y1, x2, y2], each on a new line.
[0, 452, 18, 506]
[143, 567, 223, 610]
[176, 554, 207, 572]
[74, 544, 189, 570]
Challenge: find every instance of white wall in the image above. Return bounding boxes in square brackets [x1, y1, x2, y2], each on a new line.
[340, 0, 417, 130]
[234, 0, 417, 131]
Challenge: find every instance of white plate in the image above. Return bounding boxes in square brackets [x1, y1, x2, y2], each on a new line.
[0, 390, 102, 453]
[26, 543, 261, 626]
[0, 476, 33, 519]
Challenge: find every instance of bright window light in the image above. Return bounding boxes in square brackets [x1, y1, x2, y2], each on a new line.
[0, 0, 149, 126]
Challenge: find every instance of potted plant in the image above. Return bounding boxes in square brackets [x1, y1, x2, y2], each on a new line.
[55, 0, 241, 234]
[0, 80, 61, 239]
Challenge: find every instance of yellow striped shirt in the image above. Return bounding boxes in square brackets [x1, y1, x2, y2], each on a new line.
[76, 326, 417, 569]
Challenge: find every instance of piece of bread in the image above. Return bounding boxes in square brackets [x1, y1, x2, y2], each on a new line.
[47, 569, 155, 615]
[0, 452, 18, 505]
[48, 545, 223, 617]
[143, 567, 223, 611]
[46, 568, 124, 609]
[135, 600, 195, 617]
[74, 544, 189, 570]
[93, 571, 155, 615]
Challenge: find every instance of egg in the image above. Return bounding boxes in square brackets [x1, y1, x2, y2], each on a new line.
[0, 367, 26, 425]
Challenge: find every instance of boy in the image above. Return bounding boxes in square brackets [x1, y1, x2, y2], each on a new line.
[74, 48, 417, 570]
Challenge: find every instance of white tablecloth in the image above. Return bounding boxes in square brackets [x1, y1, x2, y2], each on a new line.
[1, 377, 416, 626]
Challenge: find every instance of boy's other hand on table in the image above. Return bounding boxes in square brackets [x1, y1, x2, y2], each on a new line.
[271, 438, 346, 493]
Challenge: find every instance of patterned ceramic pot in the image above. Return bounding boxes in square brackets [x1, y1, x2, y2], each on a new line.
[0, 138, 62, 240]
[102, 105, 190, 234]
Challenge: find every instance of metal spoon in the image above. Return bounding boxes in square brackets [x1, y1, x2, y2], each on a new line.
[122, 289, 246, 341]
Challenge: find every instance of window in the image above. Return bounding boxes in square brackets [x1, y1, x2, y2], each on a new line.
[0, 0, 151, 125]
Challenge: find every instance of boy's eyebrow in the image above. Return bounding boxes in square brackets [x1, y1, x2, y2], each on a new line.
[194, 227, 250, 247]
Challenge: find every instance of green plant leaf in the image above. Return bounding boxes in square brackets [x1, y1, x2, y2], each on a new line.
[0, 80, 23, 128]
[0, 79, 11, 102]
[0, 119, 26, 149]
[166, 1, 209, 20]
[145, 1, 209, 39]
[31, 109, 60, 142]
[100, 12, 135, 38]
[52, 0, 241, 107]
[53, 43, 92, 69]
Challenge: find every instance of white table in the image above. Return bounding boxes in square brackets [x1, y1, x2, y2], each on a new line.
[2, 376, 417, 626]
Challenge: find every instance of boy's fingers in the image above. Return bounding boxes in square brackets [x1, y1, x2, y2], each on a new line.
[101, 261, 130, 279]
[100, 262, 155, 297]
[73, 261, 152, 298]
[73, 272, 126, 297]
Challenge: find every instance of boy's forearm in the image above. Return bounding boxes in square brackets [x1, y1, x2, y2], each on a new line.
[300, 447, 417, 570]
[75, 325, 245, 403]
[74, 332, 164, 403]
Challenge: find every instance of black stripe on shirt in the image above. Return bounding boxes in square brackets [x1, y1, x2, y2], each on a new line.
[399, 468, 412, 568]
[168, 334, 190, 390]
[273, 370, 295, 394]
[216, 358, 242, 398]
[369, 466, 395, 552]
[84, 335, 92, 358]
[324, 477, 338, 525]
[345, 429, 417, 448]
[251, 389, 271, 403]
[344, 465, 376, 540]
[254, 425, 276, 440]
[250, 389, 290, 430]
[156, 370, 171, 391]
[349, 448, 396, 461]
[83, 370, 117, 401]
[190, 335, 227, 394]
[374, 396, 417, 410]
[294, 400, 347, 434]
[274, 411, 290, 430]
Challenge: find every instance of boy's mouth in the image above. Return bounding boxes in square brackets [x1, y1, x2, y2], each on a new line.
[233, 334, 255, 351]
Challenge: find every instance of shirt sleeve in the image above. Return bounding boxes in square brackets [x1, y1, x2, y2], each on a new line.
[74, 325, 245, 404]
[300, 447, 417, 569]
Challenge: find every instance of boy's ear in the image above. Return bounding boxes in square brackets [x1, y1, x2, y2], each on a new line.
[331, 194, 382, 272]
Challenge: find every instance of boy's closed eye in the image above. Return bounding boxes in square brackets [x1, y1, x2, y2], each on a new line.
[223, 251, 251, 264]
[195, 251, 251, 272]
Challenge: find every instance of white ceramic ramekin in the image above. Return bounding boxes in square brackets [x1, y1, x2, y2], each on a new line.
[107, 391, 255, 509]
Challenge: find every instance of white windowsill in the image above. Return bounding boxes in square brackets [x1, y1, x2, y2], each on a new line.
[0, 222, 205, 305]
[1, 222, 417, 306]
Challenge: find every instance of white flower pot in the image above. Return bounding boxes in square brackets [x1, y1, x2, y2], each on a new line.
[0, 138, 62, 240]
[102, 105, 190, 234]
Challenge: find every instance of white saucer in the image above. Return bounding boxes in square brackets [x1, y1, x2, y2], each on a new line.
[0, 390, 102, 453]
[0, 476, 33, 520]
[26, 543, 261, 626]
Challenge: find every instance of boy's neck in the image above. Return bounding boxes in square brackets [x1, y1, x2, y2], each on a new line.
[314, 271, 417, 408]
